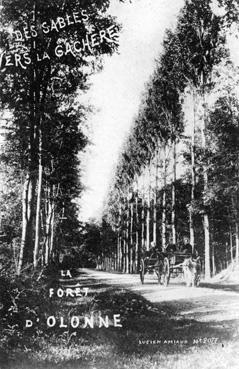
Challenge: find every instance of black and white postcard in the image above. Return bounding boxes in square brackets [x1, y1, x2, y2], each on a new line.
[0, 0, 239, 368]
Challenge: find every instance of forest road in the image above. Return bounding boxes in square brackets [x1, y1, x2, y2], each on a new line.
[77, 268, 239, 334]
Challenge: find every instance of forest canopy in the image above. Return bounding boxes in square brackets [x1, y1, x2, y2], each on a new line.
[102, 0, 239, 279]
[0, 0, 120, 274]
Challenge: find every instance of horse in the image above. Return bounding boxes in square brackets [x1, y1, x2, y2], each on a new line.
[182, 256, 201, 287]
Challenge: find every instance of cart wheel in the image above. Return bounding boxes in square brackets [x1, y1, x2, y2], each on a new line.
[162, 257, 170, 286]
[139, 259, 145, 284]
[195, 259, 202, 287]
[156, 260, 164, 284]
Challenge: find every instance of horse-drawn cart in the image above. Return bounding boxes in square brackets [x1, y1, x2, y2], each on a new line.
[139, 250, 201, 287]
[139, 251, 166, 285]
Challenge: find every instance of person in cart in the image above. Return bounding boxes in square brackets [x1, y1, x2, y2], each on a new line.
[181, 237, 193, 255]
[144, 241, 162, 265]
[165, 238, 177, 254]
[145, 241, 158, 258]
[165, 238, 177, 265]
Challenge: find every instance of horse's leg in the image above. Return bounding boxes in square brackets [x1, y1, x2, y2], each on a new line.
[184, 267, 191, 287]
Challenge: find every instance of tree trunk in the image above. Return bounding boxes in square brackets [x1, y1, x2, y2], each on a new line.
[47, 184, 57, 262]
[122, 204, 126, 273]
[22, 2, 39, 267]
[18, 171, 36, 274]
[33, 127, 43, 268]
[114, 250, 117, 271]
[117, 232, 120, 271]
[135, 189, 139, 272]
[45, 202, 52, 265]
[123, 231, 126, 272]
[146, 164, 151, 250]
[25, 176, 36, 263]
[126, 198, 129, 273]
[141, 197, 145, 253]
[12, 239, 18, 273]
[230, 225, 233, 264]
[153, 152, 158, 245]
[17, 176, 29, 275]
[50, 205, 55, 258]
[212, 242, 216, 276]
[162, 145, 167, 250]
[204, 214, 210, 278]
[119, 205, 122, 271]
[189, 90, 196, 250]
[171, 140, 176, 245]
[235, 222, 239, 263]
[201, 91, 210, 280]
[130, 199, 134, 273]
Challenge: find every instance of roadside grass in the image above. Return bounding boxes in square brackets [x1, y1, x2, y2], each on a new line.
[6, 342, 239, 369]
[2, 273, 239, 369]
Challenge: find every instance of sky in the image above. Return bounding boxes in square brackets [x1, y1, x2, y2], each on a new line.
[79, 0, 185, 221]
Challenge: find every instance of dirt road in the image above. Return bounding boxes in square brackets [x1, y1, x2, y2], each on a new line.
[7, 268, 239, 369]
[79, 268, 239, 334]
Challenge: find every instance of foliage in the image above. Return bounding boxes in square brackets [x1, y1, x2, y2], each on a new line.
[103, 0, 239, 278]
[0, 0, 120, 271]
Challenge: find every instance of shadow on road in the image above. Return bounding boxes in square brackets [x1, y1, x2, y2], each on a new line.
[74, 270, 239, 356]
[5, 269, 239, 369]
[200, 282, 239, 293]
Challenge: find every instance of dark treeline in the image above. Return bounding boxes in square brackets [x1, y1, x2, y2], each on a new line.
[0, 0, 120, 276]
[0, 0, 122, 356]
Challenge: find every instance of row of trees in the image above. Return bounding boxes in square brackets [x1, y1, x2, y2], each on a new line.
[102, 0, 239, 279]
[0, 0, 120, 275]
